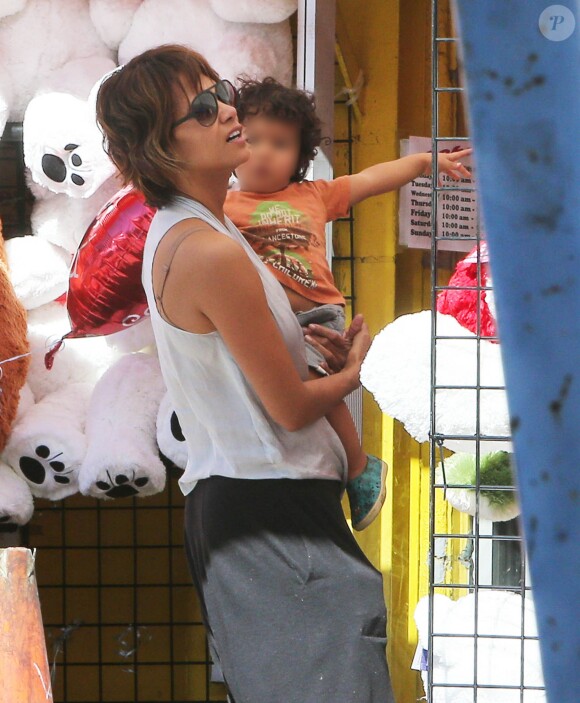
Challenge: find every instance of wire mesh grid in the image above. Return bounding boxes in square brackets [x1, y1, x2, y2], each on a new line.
[333, 95, 357, 319]
[22, 467, 227, 703]
[333, 95, 363, 438]
[426, 1, 545, 701]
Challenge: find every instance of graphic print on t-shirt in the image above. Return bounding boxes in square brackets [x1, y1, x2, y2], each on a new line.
[241, 201, 319, 290]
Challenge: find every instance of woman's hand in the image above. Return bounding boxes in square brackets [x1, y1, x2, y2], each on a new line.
[304, 314, 366, 374]
[422, 148, 473, 183]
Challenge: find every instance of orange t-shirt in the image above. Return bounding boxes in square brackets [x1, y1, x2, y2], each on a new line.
[225, 177, 351, 306]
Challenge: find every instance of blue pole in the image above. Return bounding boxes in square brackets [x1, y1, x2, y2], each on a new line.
[451, 1, 579, 700]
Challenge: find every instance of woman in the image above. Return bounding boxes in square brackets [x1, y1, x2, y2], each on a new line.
[96, 45, 393, 702]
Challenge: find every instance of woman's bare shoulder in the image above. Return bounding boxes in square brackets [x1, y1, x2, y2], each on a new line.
[157, 217, 241, 262]
[158, 217, 213, 250]
[156, 216, 253, 282]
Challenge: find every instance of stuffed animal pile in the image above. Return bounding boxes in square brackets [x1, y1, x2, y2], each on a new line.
[0, 0, 297, 524]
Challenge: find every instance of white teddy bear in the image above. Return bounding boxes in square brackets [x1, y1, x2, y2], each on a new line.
[3, 191, 167, 502]
[0, 0, 114, 138]
[2, 300, 168, 503]
[90, 0, 296, 86]
[2, 300, 119, 500]
[2, 78, 164, 501]
[80, 353, 167, 499]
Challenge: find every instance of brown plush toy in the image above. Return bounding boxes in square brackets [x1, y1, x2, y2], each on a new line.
[0, 219, 30, 453]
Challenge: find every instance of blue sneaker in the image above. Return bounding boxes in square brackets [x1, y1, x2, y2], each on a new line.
[346, 455, 388, 531]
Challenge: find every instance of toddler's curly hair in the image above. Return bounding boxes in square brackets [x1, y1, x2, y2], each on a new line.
[236, 77, 322, 182]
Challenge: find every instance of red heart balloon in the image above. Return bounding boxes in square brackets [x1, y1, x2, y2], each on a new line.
[45, 186, 156, 369]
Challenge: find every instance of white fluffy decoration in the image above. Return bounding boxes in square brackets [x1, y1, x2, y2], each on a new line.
[0, 1, 27, 19]
[434, 452, 520, 522]
[3, 381, 92, 500]
[209, 0, 297, 24]
[442, 485, 519, 522]
[414, 591, 545, 702]
[5, 236, 71, 309]
[23, 90, 116, 198]
[89, 0, 144, 50]
[117, 0, 293, 86]
[24, 302, 119, 401]
[361, 311, 511, 453]
[15, 383, 35, 422]
[30, 175, 121, 255]
[79, 353, 166, 499]
[0, 460, 34, 525]
[0, 0, 113, 135]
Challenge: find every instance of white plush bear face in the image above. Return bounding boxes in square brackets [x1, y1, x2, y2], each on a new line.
[23, 92, 116, 198]
[40, 142, 96, 191]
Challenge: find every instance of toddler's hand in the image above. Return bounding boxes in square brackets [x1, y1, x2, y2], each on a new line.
[423, 148, 473, 184]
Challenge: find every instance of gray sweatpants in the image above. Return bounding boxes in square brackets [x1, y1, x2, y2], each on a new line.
[183, 476, 394, 703]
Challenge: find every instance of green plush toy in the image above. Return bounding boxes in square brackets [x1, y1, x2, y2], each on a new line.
[435, 451, 520, 522]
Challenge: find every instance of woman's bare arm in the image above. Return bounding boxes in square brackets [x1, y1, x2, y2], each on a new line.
[153, 223, 369, 431]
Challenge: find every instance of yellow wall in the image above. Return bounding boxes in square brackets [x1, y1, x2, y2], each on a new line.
[337, 1, 412, 700]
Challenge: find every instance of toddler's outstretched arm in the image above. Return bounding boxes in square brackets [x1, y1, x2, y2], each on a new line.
[348, 148, 472, 205]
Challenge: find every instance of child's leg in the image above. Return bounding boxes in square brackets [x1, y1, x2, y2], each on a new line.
[326, 400, 367, 480]
[300, 306, 387, 530]
[307, 369, 387, 532]
[305, 367, 366, 479]
[326, 394, 388, 531]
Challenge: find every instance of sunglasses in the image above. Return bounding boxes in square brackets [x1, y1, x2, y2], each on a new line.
[173, 79, 237, 129]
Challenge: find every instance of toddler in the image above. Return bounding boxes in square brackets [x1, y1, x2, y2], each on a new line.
[225, 78, 471, 529]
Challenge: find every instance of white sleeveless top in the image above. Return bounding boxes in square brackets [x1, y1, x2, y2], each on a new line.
[142, 195, 347, 496]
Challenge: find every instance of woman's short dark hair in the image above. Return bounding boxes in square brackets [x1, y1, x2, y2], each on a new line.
[236, 77, 322, 182]
[95, 44, 220, 207]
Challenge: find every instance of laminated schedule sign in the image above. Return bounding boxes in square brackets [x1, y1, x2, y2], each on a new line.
[399, 136, 479, 251]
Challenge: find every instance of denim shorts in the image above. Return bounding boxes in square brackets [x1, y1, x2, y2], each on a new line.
[295, 303, 346, 374]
